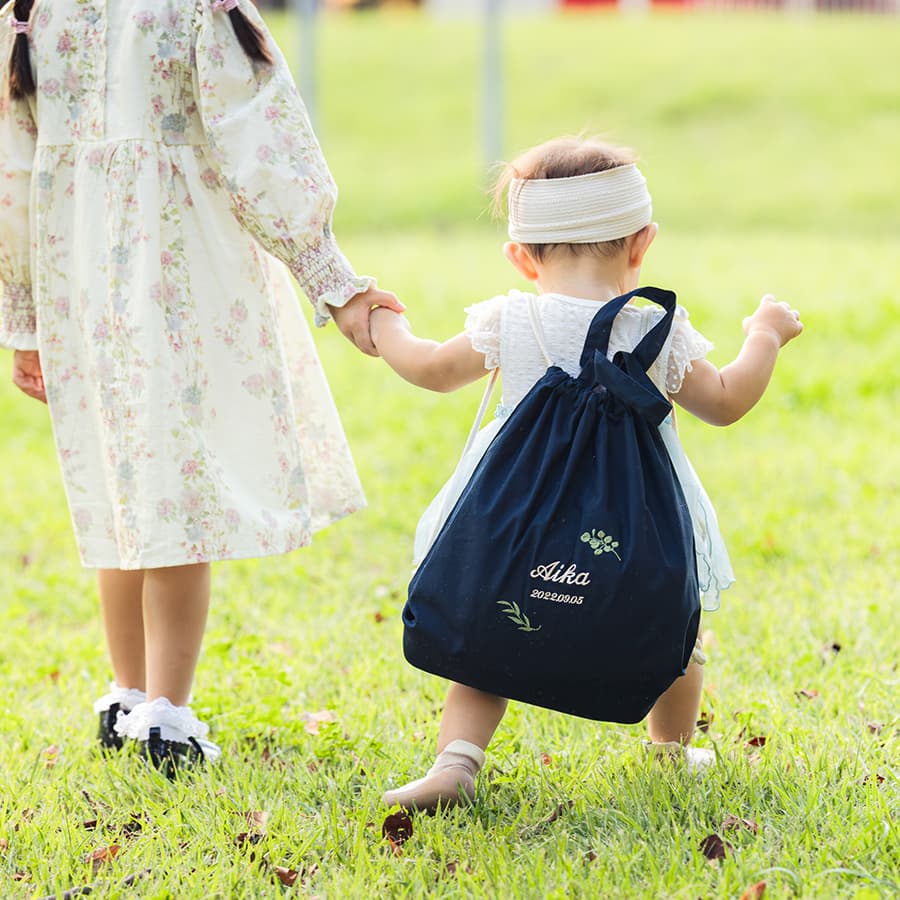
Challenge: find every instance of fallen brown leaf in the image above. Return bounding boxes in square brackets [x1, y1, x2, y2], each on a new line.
[540, 752, 552, 766]
[863, 773, 885, 786]
[795, 689, 819, 701]
[373, 611, 385, 623]
[696, 712, 714, 733]
[82, 819, 98, 831]
[43, 745, 61, 768]
[739, 881, 767, 899]
[543, 800, 574, 825]
[699, 834, 732, 861]
[13, 870, 30, 881]
[721, 815, 759, 835]
[302, 710, 337, 736]
[0, 837, 8, 852]
[745, 736, 767, 748]
[86, 843, 120, 874]
[236, 811, 268, 847]
[382, 810, 413, 853]
[274, 866, 299, 886]
[866, 722, 884, 735]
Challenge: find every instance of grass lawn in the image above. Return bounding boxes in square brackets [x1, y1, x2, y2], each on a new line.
[1, 9, 898, 899]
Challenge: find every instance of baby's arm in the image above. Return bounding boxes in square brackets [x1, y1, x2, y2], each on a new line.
[673, 295, 803, 426]
[370, 308, 490, 393]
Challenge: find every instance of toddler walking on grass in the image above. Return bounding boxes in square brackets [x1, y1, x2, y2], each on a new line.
[0, 0, 401, 776]
[370, 136, 803, 810]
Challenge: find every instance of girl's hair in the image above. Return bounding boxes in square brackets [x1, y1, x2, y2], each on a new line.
[7, 1, 272, 100]
[493, 137, 639, 262]
[8, 0, 35, 100]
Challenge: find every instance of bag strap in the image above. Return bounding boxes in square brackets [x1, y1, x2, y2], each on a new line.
[526, 296, 554, 368]
[461, 367, 500, 457]
[578, 286, 677, 372]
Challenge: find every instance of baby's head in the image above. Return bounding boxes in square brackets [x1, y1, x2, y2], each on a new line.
[493, 137, 656, 282]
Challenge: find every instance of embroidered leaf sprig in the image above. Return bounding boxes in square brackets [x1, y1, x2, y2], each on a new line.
[580, 529, 621, 561]
[497, 600, 541, 632]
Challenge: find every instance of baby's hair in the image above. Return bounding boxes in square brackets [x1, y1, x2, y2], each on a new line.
[493, 136, 638, 262]
[7, 0, 272, 101]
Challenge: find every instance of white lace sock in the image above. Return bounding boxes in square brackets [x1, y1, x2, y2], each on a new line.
[93, 683, 147, 714]
[645, 740, 715, 775]
[115, 697, 221, 762]
[382, 740, 486, 811]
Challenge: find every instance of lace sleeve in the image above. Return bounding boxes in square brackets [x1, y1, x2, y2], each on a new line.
[464, 296, 505, 370]
[665, 306, 714, 394]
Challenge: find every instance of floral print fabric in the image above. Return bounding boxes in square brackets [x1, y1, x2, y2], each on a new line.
[0, 0, 366, 568]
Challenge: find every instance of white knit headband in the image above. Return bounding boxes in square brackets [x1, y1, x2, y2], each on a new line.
[507, 164, 652, 244]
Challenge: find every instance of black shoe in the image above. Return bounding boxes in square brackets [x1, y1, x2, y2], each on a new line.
[140, 726, 205, 780]
[98, 702, 128, 750]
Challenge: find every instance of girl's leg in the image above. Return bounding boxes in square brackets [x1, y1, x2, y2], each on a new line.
[647, 661, 703, 745]
[142, 563, 211, 705]
[97, 569, 146, 690]
[383, 683, 507, 810]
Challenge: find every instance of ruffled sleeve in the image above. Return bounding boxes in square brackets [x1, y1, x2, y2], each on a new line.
[464, 296, 505, 370]
[192, 0, 373, 326]
[664, 306, 714, 395]
[0, 9, 38, 350]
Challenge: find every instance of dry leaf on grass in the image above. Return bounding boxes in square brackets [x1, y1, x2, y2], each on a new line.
[543, 801, 574, 825]
[862, 773, 885, 786]
[698, 834, 732, 860]
[0, 837, 8, 853]
[739, 880, 767, 899]
[42, 745, 61, 768]
[236, 811, 269, 846]
[696, 712, 714, 733]
[85, 843, 120, 873]
[302, 710, 337, 736]
[382, 810, 414, 855]
[274, 866, 299, 887]
[13, 870, 30, 882]
[795, 689, 819, 700]
[866, 721, 884, 735]
[745, 736, 767, 748]
[540, 752, 552, 766]
[373, 611, 385, 623]
[721, 815, 759, 835]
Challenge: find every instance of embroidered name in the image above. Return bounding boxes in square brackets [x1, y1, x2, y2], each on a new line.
[529, 561, 591, 586]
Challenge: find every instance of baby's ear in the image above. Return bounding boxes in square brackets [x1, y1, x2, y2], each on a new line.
[504, 242, 540, 282]
[628, 223, 658, 269]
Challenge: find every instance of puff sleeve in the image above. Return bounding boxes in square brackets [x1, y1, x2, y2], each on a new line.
[464, 296, 505, 370]
[0, 14, 38, 350]
[662, 306, 714, 395]
[192, 1, 373, 326]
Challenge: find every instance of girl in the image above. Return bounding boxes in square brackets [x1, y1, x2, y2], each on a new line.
[371, 137, 803, 810]
[0, 0, 402, 775]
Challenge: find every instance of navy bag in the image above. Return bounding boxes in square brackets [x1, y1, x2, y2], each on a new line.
[403, 287, 700, 724]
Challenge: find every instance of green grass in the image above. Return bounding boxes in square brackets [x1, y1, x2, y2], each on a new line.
[1, 9, 898, 899]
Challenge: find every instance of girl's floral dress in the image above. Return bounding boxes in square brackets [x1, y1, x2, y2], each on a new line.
[0, 0, 367, 568]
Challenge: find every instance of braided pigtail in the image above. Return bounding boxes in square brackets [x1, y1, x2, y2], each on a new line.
[8, 0, 36, 100]
[211, 1, 272, 65]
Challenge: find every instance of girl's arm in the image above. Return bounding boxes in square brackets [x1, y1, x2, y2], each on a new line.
[673, 295, 803, 426]
[370, 308, 491, 393]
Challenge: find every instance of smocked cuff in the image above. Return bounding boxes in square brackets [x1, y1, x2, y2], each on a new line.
[288, 233, 374, 328]
[0, 282, 37, 350]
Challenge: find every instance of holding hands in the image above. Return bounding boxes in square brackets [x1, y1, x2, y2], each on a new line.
[330, 286, 405, 357]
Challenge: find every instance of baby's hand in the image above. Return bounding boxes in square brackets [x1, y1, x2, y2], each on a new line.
[742, 294, 803, 347]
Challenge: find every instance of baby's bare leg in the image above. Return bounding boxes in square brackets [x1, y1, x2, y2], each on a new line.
[383, 683, 507, 810]
[98, 568, 146, 690]
[647, 661, 703, 745]
[438, 682, 508, 751]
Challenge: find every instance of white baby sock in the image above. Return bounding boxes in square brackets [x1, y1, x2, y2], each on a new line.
[93, 683, 147, 714]
[382, 739, 486, 811]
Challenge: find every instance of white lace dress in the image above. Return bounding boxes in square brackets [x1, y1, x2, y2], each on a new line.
[414, 290, 734, 611]
[0, 1, 367, 568]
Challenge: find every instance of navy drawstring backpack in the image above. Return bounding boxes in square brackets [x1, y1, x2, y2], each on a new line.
[403, 287, 700, 724]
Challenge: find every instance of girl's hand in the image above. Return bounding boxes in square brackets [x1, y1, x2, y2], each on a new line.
[12, 350, 47, 404]
[329, 287, 406, 357]
[742, 294, 803, 347]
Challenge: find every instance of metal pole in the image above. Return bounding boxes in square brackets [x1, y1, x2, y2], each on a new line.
[483, 0, 503, 168]
[293, 0, 319, 129]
